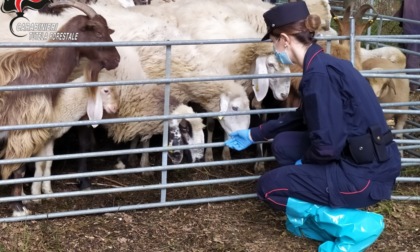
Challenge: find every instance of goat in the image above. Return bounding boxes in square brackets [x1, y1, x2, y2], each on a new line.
[362, 57, 410, 140]
[331, 3, 406, 69]
[0, 0, 120, 217]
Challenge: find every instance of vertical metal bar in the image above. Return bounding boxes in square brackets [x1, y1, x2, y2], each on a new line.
[377, 16, 384, 48]
[161, 45, 171, 202]
[366, 0, 374, 49]
[326, 39, 332, 54]
[350, 16, 355, 66]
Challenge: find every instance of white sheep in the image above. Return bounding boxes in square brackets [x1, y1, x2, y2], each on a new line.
[31, 79, 120, 202]
[362, 57, 410, 140]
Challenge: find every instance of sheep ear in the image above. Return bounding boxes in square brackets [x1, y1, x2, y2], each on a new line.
[87, 87, 103, 128]
[219, 93, 229, 120]
[252, 56, 269, 102]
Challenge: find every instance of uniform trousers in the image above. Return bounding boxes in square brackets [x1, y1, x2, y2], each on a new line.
[256, 131, 381, 211]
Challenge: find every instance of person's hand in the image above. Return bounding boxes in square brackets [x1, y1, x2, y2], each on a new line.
[225, 129, 253, 151]
[295, 159, 302, 165]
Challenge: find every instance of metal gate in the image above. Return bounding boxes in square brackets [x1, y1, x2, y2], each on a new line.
[0, 8, 419, 222]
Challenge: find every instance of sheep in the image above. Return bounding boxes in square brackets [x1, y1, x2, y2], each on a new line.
[31, 69, 121, 202]
[144, 0, 337, 37]
[104, 82, 206, 170]
[0, 0, 120, 217]
[362, 57, 410, 140]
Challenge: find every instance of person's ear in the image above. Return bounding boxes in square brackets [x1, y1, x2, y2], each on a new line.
[279, 33, 290, 46]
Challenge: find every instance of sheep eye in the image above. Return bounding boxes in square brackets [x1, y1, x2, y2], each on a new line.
[96, 32, 103, 38]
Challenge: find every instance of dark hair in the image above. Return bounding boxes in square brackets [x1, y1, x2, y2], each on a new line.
[270, 14, 321, 45]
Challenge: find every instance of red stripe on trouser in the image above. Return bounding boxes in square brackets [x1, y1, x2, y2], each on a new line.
[265, 188, 289, 207]
[339, 180, 371, 195]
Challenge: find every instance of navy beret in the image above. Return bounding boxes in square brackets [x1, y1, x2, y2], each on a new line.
[261, 1, 310, 41]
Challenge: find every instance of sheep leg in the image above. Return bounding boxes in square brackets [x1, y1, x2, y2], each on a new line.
[31, 162, 44, 202]
[127, 136, 140, 167]
[394, 113, 408, 140]
[11, 165, 32, 217]
[31, 139, 54, 203]
[222, 132, 231, 160]
[77, 126, 93, 191]
[394, 113, 408, 157]
[114, 136, 140, 169]
[140, 138, 154, 177]
[205, 117, 215, 162]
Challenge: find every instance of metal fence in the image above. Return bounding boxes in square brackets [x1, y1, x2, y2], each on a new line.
[0, 15, 419, 222]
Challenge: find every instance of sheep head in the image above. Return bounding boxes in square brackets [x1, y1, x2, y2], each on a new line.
[48, 0, 121, 70]
[168, 104, 205, 164]
[83, 62, 120, 127]
[252, 55, 291, 102]
[219, 93, 250, 135]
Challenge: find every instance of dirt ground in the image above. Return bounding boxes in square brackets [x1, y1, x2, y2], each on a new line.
[0, 130, 419, 252]
[1, 94, 419, 252]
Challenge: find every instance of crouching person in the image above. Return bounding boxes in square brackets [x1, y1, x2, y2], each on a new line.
[225, 2, 401, 251]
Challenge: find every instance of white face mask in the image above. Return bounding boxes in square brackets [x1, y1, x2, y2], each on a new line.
[273, 46, 293, 65]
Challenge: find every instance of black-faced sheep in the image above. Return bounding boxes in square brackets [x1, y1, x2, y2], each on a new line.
[0, 0, 120, 217]
[104, 83, 206, 170]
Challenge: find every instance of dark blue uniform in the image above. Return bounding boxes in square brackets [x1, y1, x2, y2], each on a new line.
[251, 44, 401, 210]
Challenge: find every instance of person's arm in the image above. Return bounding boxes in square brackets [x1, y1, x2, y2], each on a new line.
[300, 71, 348, 164]
[250, 108, 306, 142]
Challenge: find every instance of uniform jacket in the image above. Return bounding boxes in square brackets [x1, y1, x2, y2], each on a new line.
[250, 43, 401, 206]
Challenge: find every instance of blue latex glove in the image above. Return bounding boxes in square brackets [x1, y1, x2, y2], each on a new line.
[295, 159, 302, 165]
[225, 129, 253, 151]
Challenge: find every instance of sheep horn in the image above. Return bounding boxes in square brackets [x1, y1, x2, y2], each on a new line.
[49, 0, 97, 19]
[343, 2, 355, 22]
[354, 4, 378, 30]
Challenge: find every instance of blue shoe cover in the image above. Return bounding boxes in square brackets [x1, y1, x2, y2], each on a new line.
[286, 198, 334, 242]
[286, 197, 385, 252]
